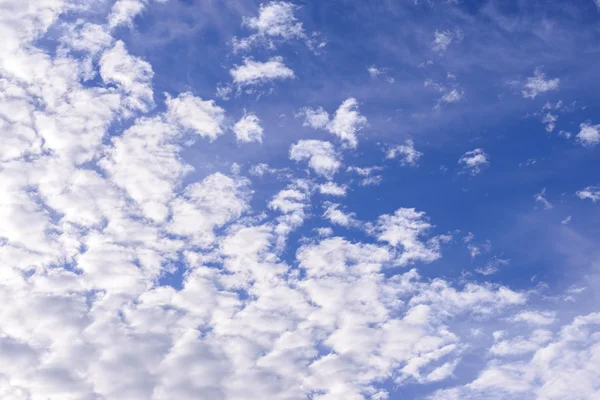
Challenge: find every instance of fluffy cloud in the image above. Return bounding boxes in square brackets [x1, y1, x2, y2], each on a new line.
[386, 139, 423, 166]
[229, 56, 295, 87]
[319, 182, 347, 196]
[232, 1, 324, 52]
[326, 97, 368, 148]
[323, 203, 359, 227]
[1, 2, 597, 400]
[289, 139, 341, 178]
[576, 122, 600, 147]
[576, 185, 600, 202]
[233, 1, 307, 51]
[522, 68, 560, 99]
[429, 313, 600, 400]
[299, 98, 367, 148]
[458, 148, 489, 175]
[166, 92, 226, 140]
[371, 208, 451, 266]
[233, 113, 264, 143]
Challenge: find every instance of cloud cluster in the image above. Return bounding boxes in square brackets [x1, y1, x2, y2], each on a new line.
[1, 2, 599, 400]
[299, 98, 368, 148]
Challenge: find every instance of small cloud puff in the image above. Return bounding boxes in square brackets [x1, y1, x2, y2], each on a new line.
[522, 68, 560, 99]
[289, 139, 341, 178]
[230, 56, 295, 87]
[458, 148, 489, 175]
[234, 112, 264, 143]
[387, 139, 423, 166]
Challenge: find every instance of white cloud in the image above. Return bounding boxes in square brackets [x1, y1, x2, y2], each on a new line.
[108, 0, 147, 29]
[534, 188, 553, 210]
[298, 99, 367, 148]
[232, 1, 322, 52]
[323, 203, 359, 227]
[166, 92, 226, 140]
[386, 139, 423, 166]
[325, 97, 367, 148]
[561, 216, 572, 224]
[458, 148, 489, 175]
[432, 30, 456, 52]
[542, 112, 558, 132]
[368, 65, 384, 77]
[347, 166, 384, 186]
[168, 173, 249, 246]
[298, 106, 330, 129]
[475, 257, 509, 276]
[576, 122, 600, 147]
[233, 113, 264, 143]
[371, 208, 450, 266]
[510, 310, 557, 326]
[230, 56, 294, 87]
[522, 68, 560, 99]
[3, 2, 598, 400]
[319, 182, 347, 196]
[429, 313, 600, 400]
[99, 40, 154, 113]
[576, 185, 600, 202]
[289, 139, 341, 178]
[438, 88, 463, 105]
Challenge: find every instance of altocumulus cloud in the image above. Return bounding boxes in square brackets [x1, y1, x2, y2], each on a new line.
[1, 1, 600, 400]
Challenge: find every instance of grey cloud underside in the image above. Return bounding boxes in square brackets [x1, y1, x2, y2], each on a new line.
[0, 1, 599, 400]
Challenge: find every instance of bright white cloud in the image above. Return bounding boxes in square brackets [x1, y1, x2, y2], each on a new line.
[298, 106, 330, 129]
[458, 148, 489, 175]
[510, 310, 557, 326]
[2, 2, 598, 400]
[371, 208, 450, 266]
[429, 313, 600, 400]
[289, 139, 341, 178]
[387, 139, 423, 166]
[166, 92, 226, 140]
[99, 40, 154, 113]
[576, 122, 600, 147]
[522, 68, 560, 99]
[298, 99, 367, 148]
[108, 0, 147, 29]
[233, 1, 322, 52]
[233, 113, 264, 143]
[319, 182, 347, 196]
[230, 56, 294, 87]
[323, 203, 359, 227]
[576, 185, 600, 202]
[325, 97, 367, 148]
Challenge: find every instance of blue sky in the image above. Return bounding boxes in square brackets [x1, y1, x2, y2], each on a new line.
[1, 0, 600, 399]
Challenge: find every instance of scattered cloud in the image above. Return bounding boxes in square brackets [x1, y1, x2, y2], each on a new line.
[387, 139, 423, 166]
[534, 188, 553, 210]
[522, 68, 560, 99]
[166, 92, 226, 140]
[232, 1, 324, 52]
[229, 56, 294, 88]
[431, 29, 462, 53]
[458, 148, 489, 175]
[289, 139, 341, 178]
[298, 98, 367, 148]
[319, 182, 347, 196]
[234, 112, 264, 143]
[576, 185, 600, 202]
[576, 122, 600, 147]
